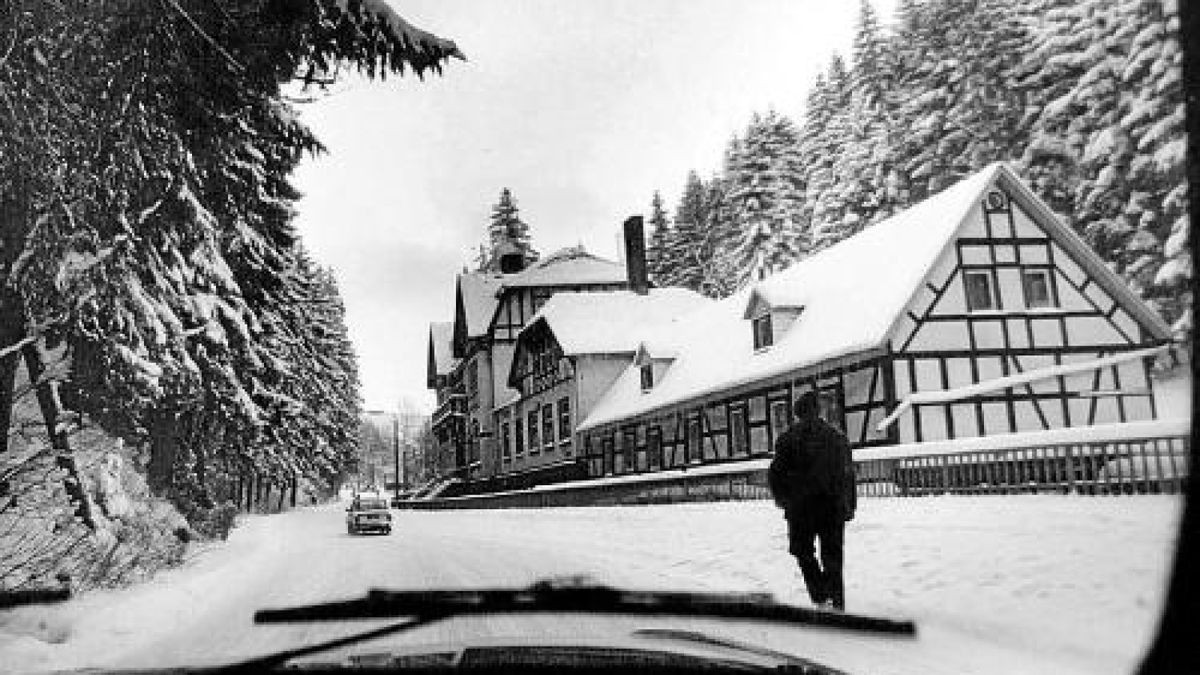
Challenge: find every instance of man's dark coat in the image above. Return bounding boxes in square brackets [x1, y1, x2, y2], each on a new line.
[768, 417, 856, 523]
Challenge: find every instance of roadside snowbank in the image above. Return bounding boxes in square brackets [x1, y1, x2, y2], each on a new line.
[0, 511, 285, 673]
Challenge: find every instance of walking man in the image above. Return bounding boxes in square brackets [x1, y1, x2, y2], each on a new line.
[768, 391, 856, 609]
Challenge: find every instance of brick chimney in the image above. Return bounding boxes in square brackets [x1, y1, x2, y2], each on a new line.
[623, 216, 649, 295]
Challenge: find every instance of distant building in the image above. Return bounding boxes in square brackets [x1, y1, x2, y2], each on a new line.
[573, 163, 1172, 478]
[427, 243, 634, 485]
[495, 286, 710, 486]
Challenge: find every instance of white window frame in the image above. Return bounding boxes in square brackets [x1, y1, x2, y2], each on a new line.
[1021, 268, 1056, 309]
[752, 312, 773, 350]
[964, 270, 997, 312]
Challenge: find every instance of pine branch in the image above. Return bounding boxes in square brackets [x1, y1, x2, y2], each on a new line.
[160, 0, 245, 73]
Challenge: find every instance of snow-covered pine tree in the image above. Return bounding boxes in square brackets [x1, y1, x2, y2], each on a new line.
[1014, 0, 1103, 220]
[482, 188, 538, 272]
[805, 57, 853, 251]
[1113, 0, 1188, 338]
[700, 171, 739, 298]
[1072, 0, 1155, 292]
[888, 0, 1030, 202]
[646, 192, 672, 285]
[665, 171, 709, 291]
[719, 111, 806, 286]
[1, 0, 460, 522]
[820, 0, 903, 249]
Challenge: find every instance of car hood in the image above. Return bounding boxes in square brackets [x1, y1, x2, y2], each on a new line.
[287, 629, 839, 671]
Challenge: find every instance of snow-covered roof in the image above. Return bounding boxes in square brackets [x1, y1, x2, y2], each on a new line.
[428, 322, 457, 377]
[499, 248, 627, 289]
[525, 288, 711, 357]
[579, 163, 1108, 432]
[457, 272, 506, 339]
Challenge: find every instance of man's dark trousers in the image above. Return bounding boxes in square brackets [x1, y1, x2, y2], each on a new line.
[786, 499, 845, 608]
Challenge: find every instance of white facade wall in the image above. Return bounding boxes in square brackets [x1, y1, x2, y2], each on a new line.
[886, 185, 1160, 444]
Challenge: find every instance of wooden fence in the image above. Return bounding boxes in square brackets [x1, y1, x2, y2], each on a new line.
[857, 435, 1189, 497]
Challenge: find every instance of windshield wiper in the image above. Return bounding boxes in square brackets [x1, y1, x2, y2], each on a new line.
[222, 578, 916, 672]
[0, 587, 71, 609]
[254, 579, 916, 636]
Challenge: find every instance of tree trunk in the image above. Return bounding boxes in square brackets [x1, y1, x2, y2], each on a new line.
[22, 340, 96, 529]
[147, 410, 178, 494]
[1, 173, 33, 456]
[0, 288, 24, 455]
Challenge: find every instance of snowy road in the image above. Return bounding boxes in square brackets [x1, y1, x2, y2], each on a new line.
[1, 495, 1182, 675]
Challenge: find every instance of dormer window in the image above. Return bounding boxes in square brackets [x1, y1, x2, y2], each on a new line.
[743, 290, 803, 350]
[640, 363, 654, 391]
[752, 313, 773, 350]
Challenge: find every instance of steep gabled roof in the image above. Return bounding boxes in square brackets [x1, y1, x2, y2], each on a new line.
[507, 289, 710, 388]
[426, 321, 457, 388]
[452, 272, 506, 355]
[531, 288, 709, 356]
[499, 248, 627, 289]
[579, 163, 1170, 432]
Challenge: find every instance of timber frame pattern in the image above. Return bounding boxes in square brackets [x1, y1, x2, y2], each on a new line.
[576, 176, 1168, 481]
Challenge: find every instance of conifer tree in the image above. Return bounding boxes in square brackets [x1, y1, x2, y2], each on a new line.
[1116, 0, 1188, 335]
[482, 188, 538, 271]
[646, 192, 672, 285]
[664, 171, 709, 290]
[805, 57, 853, 250]
[720, 111, 806, 285]
[1, 1, 460, 520]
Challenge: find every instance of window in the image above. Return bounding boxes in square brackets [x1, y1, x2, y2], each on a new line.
[752, 313, 773, 350]
[964, 271, 996, 311]
[730, 405, 748, 456]
[501, 422, 511, 460]
[647, 427, 662, 470]
[640, 363, 654, 391]
[557, 398, 571, 442]
[527, 409, 539, 452]
[1022, 269, 1055, 308]
[514, 418, 524, 457]
[542, 403, 555, 450]
[531, 347, 565, 394]
[621, 428, 638, 474]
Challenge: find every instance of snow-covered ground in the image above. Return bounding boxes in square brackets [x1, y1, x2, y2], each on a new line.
[0, 494, 1183, 675]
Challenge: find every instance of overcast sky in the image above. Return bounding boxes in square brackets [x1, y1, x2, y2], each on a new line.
[291, 0, 897, 413]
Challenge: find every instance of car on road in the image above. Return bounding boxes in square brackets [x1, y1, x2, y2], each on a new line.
[345, 494, 393, 535]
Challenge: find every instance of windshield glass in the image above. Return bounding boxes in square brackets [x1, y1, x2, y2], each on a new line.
[0, 1, 1190, 675]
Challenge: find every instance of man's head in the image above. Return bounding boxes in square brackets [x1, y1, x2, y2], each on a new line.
[793, 390, 819, 421]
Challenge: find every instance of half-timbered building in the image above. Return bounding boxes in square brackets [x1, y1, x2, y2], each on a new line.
[493, 288, 709, 487]
[573, 163, 1175, 479]
[426, 321, 461, 477]
[428, 246, 633, 483]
